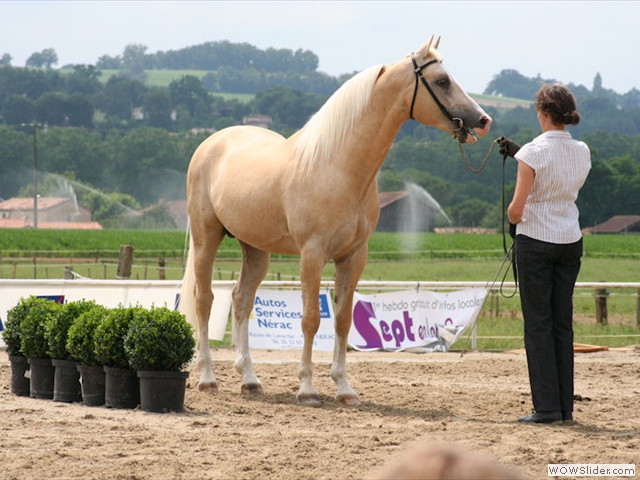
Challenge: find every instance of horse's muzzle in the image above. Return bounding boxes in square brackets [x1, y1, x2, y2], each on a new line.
[457, 115, 492, 144]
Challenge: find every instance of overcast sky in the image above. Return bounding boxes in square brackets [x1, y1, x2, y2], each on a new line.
[2, 1, 638, 95]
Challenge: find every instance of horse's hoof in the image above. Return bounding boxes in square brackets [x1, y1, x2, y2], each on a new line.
[336, 394, 361, 407]
[297, 393, 323, 407]
[241, 383, 264, 395]
[198, 382, 219, 393]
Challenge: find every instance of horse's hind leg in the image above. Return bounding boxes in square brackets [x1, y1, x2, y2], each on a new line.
[331, 247, 368, 406]
[192, 227, 225, 392]
[233, 241, 270, 395]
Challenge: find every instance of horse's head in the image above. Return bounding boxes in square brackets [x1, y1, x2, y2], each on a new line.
[408, 36, 492, 144]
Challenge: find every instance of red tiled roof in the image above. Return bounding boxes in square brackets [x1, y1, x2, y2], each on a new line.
[0, 197, 71, 211]
[379, 191, 408, 208]
[0, 219, 102, 230]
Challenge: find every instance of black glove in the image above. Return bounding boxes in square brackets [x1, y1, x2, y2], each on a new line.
[498, 138, 521, 158]
[509, 222, 517, 239]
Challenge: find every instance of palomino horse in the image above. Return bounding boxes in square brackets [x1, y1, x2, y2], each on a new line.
[180, 36, 491, 407]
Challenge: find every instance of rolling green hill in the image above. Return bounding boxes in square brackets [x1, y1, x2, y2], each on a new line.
[62, 68, 528, 107]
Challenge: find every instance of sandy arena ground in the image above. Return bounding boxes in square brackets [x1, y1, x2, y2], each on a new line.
[1, 346, 639, 480]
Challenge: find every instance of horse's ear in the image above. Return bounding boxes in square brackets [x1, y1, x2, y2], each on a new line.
[415, 35, 436, 60]
[434, 36, 441, 50]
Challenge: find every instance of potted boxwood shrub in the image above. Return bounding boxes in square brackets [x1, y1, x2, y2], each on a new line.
[3, 296, 39, 396]
[67, 303, 109, 406]
[124, 306, 195, 413]
[20, 297, 64, 399]
[94, 305, 144, 409]
[46, 299, 99, 403]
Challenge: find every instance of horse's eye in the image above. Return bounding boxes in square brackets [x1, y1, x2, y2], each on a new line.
[436, 75, 450, 89]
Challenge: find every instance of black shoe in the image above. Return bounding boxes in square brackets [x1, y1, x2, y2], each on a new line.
[517, 411, 562, 424]
[562, 411, 573, 421]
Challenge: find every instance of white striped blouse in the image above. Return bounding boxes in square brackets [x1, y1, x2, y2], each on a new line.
[514, 130, 591, 244]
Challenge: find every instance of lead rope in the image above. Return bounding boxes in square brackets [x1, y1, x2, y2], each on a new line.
[457, 138, 518, 356]
[458, 136, 500, 173]
[458, 136, 518, 296]
[499, 148, 518, 299]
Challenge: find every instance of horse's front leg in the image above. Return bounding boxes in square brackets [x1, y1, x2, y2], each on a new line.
[331, 248, 368, 406]
[233, 306, 263, 395]
[296, 249, 325, 407]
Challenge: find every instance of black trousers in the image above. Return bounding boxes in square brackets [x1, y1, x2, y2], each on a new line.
[515, 234, 583, 413]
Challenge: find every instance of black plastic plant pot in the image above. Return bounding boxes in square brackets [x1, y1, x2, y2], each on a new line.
[8, 355, 30, 397]
[137, 370, 189, 413]
[27, 357, 55, 400]
[52, 359, 82, 403]
[77, 364, 106, 407]
[104, 366, 140, 409]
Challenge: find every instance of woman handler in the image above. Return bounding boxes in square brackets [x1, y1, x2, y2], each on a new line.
[499, 83, 591, 424]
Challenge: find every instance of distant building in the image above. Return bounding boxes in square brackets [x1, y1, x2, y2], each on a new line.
[242, 114, 272, 129]
[582, 215, 640, 234]
[189, 127, 217, 135]
[137, 199, 188, 230]
[132, 107, 144, 121]
[376, 191, 446, 232]
[132, 107, 177, 121]
[0, 197, 101, 229]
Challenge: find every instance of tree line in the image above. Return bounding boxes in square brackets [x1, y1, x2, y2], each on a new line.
[0, 41, 639, 228]
[97, 42, 342, 95]
[0, 66, 328, 134]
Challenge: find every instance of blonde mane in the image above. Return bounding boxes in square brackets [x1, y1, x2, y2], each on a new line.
[294, 64, 385, 174]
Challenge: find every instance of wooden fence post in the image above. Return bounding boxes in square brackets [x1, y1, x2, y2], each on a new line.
[158, 253, 166, 281]
[595, 288, 608, 325]
[637, 289, 640, 327]
[64, 266, 74, 280]
[116, 244, 134, 280]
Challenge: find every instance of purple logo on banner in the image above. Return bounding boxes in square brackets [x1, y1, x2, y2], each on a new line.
[353, 300, 427, 349]
[352, 300, 383, 349]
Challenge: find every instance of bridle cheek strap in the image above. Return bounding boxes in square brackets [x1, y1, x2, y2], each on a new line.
[409, 53, 464, 132]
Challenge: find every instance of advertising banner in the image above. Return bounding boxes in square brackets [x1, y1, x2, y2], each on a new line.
[348, 288, 488, 351]
[248, 289, 335, 351]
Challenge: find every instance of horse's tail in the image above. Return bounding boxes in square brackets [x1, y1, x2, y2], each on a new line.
[179, 236, 200, 342]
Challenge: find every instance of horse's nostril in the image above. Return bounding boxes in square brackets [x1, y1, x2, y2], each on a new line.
[479, 116, 490, 127]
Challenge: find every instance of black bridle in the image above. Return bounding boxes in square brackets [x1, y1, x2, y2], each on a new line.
[409, 52, 464, 134]
[410, 51, 500, 174]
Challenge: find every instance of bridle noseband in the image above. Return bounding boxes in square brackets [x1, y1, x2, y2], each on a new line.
[409, 52, 464, 133]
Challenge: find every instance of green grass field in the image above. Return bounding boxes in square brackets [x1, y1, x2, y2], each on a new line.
[2, 230, 639, 259]
[88, 69, 255, 103]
